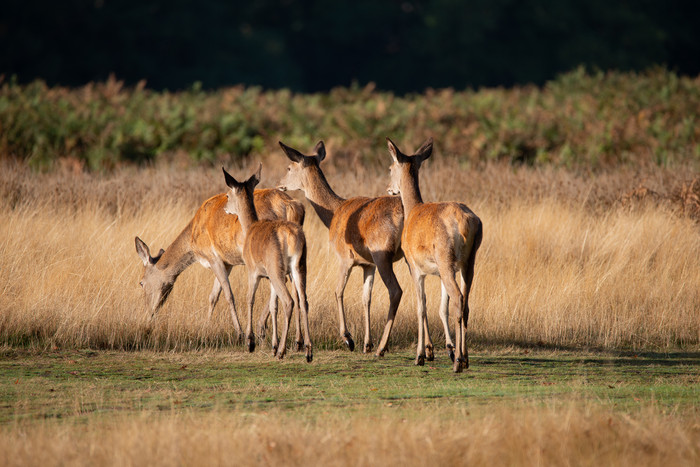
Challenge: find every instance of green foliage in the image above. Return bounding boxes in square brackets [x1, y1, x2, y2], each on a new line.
[1, 68, 699, 171]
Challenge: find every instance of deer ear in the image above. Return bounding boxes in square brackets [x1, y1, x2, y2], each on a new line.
[386, 137, 401, 163]
[278, 141, 304, 163]
[135, 237, 151, 266]
[151, 248, 165, 264]
[222, 166, 239, 189]
[415, 137, 433, 164]
[248, 163, 262, 188]
[313, 141, 326, 162]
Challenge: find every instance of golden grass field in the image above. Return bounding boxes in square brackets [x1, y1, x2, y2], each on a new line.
[1, 403, 698, 467]
[1, 153, 699, 466]
[1, 156, 698, 351]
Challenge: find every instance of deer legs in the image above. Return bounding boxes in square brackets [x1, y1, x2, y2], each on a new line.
[374, 253, 403, 358]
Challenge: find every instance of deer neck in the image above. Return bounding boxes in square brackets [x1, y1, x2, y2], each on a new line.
[157, 224, 196, 281]
[236, 194, 260, 235]
[399, 168, 424, 217]
[303, 167, 345, 229]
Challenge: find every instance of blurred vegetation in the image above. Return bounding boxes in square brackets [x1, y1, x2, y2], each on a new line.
[1, 67, 699, 172]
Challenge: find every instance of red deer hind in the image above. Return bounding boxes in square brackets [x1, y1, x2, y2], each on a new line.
[135, 186, 305, 347]
[277, 140, 451, 359]
[223, 164, 312, 362]
[386, 137, 482, 373]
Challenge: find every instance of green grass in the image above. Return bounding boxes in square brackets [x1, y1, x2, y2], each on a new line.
[2, 348, 697, 425]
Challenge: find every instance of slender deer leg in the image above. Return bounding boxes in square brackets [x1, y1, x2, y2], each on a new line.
[460, 247, 477, 370]
[374, 253, 402, 357]
[335, 260, 355, 351]
[292, 257, 312, 363]
[268, 285, 279, 355]
[272, 273, 294, 360]
[246, 274, 261, 352]
[207, 278, 222, 320]
[437, 282, 454, 361]
[260, 278, 302, 350]
[423, 306, 434, 362]
[257, 300, 272, 340]
[438, 266, 464, 373]
[210, 260, 242, 338]
[292, 283, 304, 352]
[413, 272, 427, 366]
[207, 264, 233, 319]
[360, 265, 376, 353]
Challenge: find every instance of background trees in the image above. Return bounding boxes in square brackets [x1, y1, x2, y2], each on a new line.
[3, 0, 698, 92]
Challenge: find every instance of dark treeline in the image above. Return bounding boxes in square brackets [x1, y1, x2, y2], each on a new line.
[3, 0, 700, 93]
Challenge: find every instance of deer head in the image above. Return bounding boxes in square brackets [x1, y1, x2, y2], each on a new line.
[386, 137, 433, 196]
[277, 141, 326, 192]
[222, 163, 262, 220]
[134, 236, 171, 317]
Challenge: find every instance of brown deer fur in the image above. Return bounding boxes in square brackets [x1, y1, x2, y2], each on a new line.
[276, 141, 410, 356]
[223, 164, 312, 362]
[135, 188, 305, 345]
[386, 137, 482, 373]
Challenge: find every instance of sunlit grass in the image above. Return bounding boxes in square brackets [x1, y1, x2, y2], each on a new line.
[1, 161, 698, 351]
[0, 349, 698, 466]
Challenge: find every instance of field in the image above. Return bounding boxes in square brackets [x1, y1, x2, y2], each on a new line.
[1, 70, 700, 465]
[1, 349, 698, 466]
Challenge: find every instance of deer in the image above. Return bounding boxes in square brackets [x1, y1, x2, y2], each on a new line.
[134, 187, 306, 348]
[386, 137, 482, 373]
[276, 140, 450, 359]
[222, 164, 312, 362]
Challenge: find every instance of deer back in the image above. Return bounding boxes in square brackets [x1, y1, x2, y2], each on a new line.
[255, 188, 305, 225]
[243, 219, 306, 274]
[329, 195, 404, 264]
[190, 190, 303, 267]
[402, 201, 480, 271]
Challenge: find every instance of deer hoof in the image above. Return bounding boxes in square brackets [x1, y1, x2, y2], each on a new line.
[276, 350, 286, 360]
[364, 342, 373, 354]
[447, 345, 455, 363]
[306, 347, 313, 363]
[247, 338, 256, 353]
[453, 357, 467, 373]
[295, 341, 304, 352]
[426, 345, 435, 361]
[344, 336, 355, 352]
[415, 355, 425, 366]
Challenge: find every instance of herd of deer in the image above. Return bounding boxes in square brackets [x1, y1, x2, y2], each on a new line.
[134, 138, 482, 373]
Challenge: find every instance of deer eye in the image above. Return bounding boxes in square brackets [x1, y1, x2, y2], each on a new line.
[139, 281, 144, 287]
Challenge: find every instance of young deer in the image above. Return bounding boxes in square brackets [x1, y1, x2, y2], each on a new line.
[386, 138, 482, 373]
[223, 164, 312, 362]
[276, 141, 407, 356]
[134, 188, 305, 345]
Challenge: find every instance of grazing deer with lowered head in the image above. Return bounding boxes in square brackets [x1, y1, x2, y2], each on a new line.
[134, 187, 305, 346]
[386, 137, 482, 373]
[277, 140, 447, 358]
[223, 164, 312, 362]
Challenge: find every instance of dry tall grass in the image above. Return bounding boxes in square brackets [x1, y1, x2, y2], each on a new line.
[1, 159, 698, 350]
[1, 404, 698, 466]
